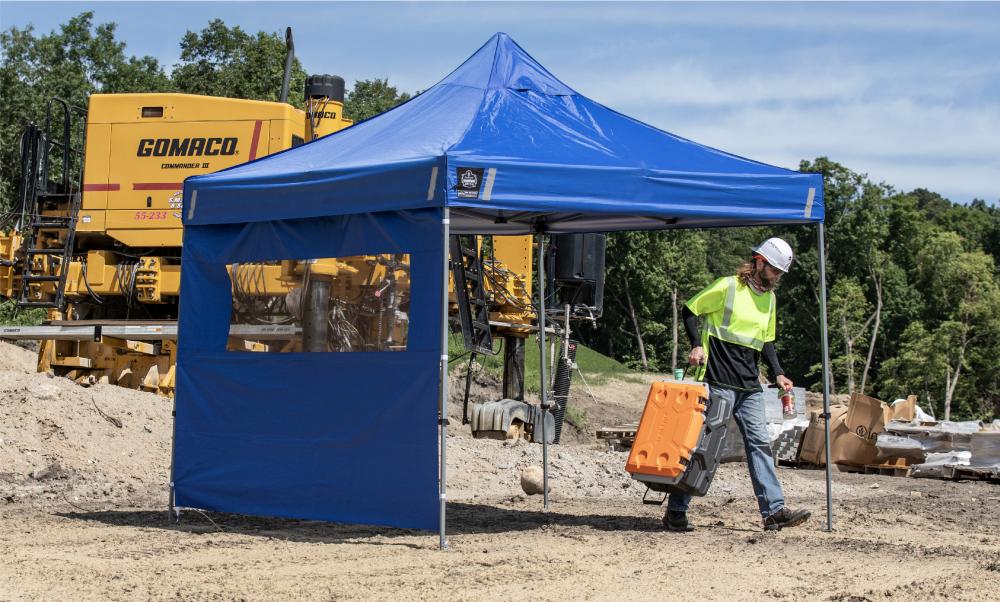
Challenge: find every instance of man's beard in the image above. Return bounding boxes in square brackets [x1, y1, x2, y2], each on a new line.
[754, 268, 779, 292]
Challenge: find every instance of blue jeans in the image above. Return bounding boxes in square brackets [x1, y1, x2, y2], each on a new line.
[667, 386, 785, 519]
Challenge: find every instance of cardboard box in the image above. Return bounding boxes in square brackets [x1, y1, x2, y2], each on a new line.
[797, 413, 824, 465]
[798, 405, 848, 466]
[891, 395, 918, 422]
[835, 393, 890, 466]
[833, 431, 880, 467]
[845, 392, 890, 442]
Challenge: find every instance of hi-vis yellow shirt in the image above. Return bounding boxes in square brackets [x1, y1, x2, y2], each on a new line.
[686, 276, 776, 380]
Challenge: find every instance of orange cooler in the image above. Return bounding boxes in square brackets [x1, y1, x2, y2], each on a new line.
[626, 382, 709, 484]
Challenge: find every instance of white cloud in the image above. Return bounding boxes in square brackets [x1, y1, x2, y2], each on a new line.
[574, 58, 872, 106]
[571, 46, 1000, 109]
[648, 99, 1000, 202]
[693, 99, 1000, 162]
[373, 2, 1000, 37]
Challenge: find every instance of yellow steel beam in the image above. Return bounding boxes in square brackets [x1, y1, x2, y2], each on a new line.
[99, 335, 157, 356]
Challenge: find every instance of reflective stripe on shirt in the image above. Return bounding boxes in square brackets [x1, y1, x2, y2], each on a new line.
[704, 276, 774, 351]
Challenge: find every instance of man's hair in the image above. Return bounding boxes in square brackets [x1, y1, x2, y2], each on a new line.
[737, 257, 779, 291]
[737, 259, 756, 286]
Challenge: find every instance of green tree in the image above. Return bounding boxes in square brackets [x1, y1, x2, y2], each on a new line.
[171, 20, 306, 109]
[0, 12, 168, 213]
[827, 277, 873, 394]
[343, 78, 412, 122]
[777, 158, 889, 391]
[0, 298, 45, 325]
[580, 230, 711, 371]
[660, 231, 713, 372]
[913, 231, 1000, 419]
[935, 196, 1000, 264]
[879, 322, 945, 416]
[597, 231, 669, 370]
[701, 227, 766, 277]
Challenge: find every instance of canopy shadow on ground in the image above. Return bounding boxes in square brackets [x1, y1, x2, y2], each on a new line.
[54, 501, 679, 544]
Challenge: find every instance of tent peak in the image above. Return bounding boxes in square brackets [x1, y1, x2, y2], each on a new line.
[438, 32, 576, 96]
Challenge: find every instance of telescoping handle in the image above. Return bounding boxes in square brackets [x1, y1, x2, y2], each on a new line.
[676, 355, 705, 381]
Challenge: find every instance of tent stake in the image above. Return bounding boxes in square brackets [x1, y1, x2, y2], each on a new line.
[439, 207, 450, 550]
[817, 223, 834, 532]
[537, 232, 550, 510]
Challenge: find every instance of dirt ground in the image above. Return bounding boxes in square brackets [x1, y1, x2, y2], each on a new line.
[2, 342, 999, 601]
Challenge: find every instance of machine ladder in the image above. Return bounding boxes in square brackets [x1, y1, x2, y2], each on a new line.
[16, 98, 86, 310]
[449, 234, 493, 354]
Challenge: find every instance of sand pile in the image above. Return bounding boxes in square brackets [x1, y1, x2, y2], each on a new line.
[0, 342, 172, 506]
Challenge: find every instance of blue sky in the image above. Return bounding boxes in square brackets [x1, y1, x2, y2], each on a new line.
[3, 1, 998, 204]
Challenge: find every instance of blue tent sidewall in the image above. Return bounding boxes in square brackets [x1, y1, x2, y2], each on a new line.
[171, 208, 444, 530]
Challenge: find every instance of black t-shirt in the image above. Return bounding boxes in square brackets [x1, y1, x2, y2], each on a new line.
[705, 336, 762, 392]
[681, 304, 784, 392]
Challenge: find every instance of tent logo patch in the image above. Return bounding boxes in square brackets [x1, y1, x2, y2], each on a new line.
[456, 167, 484, 199]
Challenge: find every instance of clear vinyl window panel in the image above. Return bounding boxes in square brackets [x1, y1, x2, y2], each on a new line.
[227, 254, 410, 353]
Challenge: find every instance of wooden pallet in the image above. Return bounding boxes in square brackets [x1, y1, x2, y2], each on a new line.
[781, 459, 824, 470]
[596, 423, 639, 450]
[863, 463, 912, 478]
[777, 457, 820, 469]
[955, 466, 1000, 483]
[911, 464, 1000, 483]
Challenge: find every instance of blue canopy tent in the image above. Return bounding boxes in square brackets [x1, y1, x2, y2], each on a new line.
[172, 33, 833, 548]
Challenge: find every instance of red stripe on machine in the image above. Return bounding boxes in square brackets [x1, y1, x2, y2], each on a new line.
[83, 183, 120, 191]
[133, 183, 183, 191]
[248, 120, 263, 160]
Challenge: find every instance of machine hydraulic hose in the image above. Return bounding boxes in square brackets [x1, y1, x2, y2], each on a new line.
[552, 340, 577, 444]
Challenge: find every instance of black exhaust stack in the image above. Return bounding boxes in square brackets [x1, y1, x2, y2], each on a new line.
[280, 27, 294, 104]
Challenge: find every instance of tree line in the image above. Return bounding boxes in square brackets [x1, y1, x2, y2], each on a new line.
[3, 14, 998, 420]
[581, 161, 1000, 421]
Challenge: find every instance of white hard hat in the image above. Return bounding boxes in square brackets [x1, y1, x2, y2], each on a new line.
[752, 237, 794, 272]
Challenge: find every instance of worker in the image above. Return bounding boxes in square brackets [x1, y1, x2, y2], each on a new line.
[664, 237, 811, 532]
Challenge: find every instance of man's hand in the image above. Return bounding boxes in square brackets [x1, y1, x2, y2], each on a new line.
[688, 346, 706, 366]
[777, 374, 793, 391]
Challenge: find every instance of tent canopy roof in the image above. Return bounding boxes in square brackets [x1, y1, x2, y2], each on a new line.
[184, 33, 823, 234]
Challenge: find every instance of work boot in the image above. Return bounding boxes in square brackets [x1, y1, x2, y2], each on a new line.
[662, 510, 694, 532]
[763, 507, 811, 531]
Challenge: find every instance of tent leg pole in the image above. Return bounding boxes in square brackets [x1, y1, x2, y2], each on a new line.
[537, 232, 549, 510]
[817, 223, 834, 532]
[168, 380, 178, 524]
[439, 207, 450, 550]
